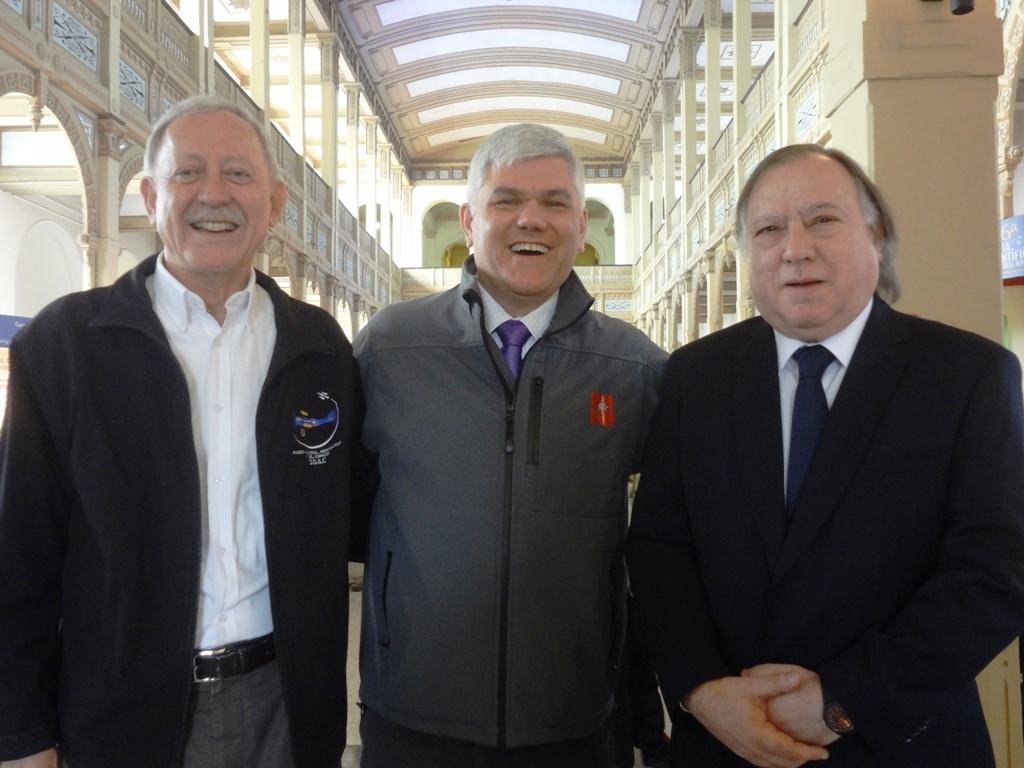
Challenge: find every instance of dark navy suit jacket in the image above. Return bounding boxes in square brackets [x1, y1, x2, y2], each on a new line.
[627, 298, 1024, 767]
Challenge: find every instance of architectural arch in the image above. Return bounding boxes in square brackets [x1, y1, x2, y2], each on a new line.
[422, 200, 463, 267]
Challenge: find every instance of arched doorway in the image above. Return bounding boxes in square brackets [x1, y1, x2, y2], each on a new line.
[421, 201, 463, 267]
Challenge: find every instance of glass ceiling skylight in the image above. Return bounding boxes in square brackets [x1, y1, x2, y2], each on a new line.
[427, 122, 606, 147]
[377, 0, 642, 26]
[419, 96, 613, 124]
[408, 66, 620, 98]
[394, 29, 629, 65]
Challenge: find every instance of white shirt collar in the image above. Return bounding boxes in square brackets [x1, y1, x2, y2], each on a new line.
[773, 296, 874, 373]
[152, 254, 258, 332]
[479, 286, 559, 342]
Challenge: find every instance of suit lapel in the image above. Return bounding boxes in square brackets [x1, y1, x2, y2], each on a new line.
[772, 300, 913, 585]
[733, 320, 788, 568]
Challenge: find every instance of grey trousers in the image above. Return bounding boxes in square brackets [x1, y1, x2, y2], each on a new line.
[181, 659, 296, 768]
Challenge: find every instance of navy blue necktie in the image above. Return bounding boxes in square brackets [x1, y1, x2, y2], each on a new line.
[787, 345, 835, 513]
[496, 320, 531, 379]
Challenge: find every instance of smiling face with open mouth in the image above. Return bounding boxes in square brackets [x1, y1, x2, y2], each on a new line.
[461, 155, 587, 317]
[745, 153, 881, 342]
[141, 109, 287, 300]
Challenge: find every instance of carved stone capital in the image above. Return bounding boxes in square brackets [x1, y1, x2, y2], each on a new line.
[97, 116, 130, 159]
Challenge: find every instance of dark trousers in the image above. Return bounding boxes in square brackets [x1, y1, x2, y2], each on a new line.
[360, 707, 612, 768]
[181, 659, 296, 768]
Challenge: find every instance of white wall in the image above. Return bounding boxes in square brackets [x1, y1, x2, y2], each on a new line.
[0, 190, 83, 317]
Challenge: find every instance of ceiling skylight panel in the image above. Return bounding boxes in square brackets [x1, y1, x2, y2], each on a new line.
[427, 122, 606, 147]
[377, 0, 641, 25]
[393, 29, 629, 65]
[418, 96, 613, 124]
[407, 67, 620, 97]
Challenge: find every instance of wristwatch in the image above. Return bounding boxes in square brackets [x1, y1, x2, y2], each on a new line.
[822, 683, 855, 735]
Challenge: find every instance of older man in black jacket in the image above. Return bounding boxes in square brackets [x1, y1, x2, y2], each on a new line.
[0, 96, 374, 768]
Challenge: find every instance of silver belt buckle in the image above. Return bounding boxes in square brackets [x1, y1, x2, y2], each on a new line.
[192, 647, 227, 684]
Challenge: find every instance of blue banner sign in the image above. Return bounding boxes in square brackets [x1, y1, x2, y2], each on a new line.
[1001, 215, 1024, 280]
[0, 314, 31, 347]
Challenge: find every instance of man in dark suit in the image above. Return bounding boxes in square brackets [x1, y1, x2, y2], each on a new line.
[626, 143, 1024, 767]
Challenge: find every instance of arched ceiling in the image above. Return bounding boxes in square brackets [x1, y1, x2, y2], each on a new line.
[339, 0, 776, 169]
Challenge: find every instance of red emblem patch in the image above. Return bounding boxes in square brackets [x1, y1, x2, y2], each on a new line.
[590, 391, 615, 428]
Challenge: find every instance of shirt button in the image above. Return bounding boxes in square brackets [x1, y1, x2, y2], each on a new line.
[218, 546, 227, 556]
[218, 614, 227, 623]
[213, 339, 223, 348]
[214, 404, 224, 413]
[214, 476, 224, 485]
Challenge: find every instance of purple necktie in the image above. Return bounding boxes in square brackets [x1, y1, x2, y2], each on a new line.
[496, 320, 531, 379]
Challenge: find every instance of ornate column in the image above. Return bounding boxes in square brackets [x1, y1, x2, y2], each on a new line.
[731, 0, 753, 136]
[378, 143, 392, 255]
[639, 139, 652, 254]
[651, 111, 664, 247]
[667, 287, 680, 349]
[91, 117, 130, 287]
[363, 116, 378, 240]
[287, 0, 305, 150]
[342, 84, 361, 216]
[249, 0, 270, 112]
[317, 34, 339, 269]
[629, 161, 641, 262]
[684, 271, 699, 343]
[679, 28, 700, 261]
[705, 249, 723, 333]
[661, 80, 678, 214]
[287, 252, 306, 301]
[704, 0, 723, 153]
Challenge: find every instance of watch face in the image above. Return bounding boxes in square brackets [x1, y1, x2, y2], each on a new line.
[824, 702, 856, 735]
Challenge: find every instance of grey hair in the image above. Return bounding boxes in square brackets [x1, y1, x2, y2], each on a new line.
[143, 95, 280, 182]
[735, 143, 900, 303]
[466, 124, 585, 213]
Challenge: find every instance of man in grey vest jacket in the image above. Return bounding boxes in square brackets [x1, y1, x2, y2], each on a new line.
[354, 124, 666, 767]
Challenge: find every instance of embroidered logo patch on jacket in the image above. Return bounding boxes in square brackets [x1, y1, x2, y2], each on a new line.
[590, 391, 615, 428]
[292, 391, 342, 465]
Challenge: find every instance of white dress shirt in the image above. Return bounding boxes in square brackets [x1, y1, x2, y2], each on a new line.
[774, 298, 873, 502]
[478, 286, 559, 359]
[148, 256, 277, 649]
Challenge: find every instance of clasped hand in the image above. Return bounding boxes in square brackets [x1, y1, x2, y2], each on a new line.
[683, 664, 838, 768]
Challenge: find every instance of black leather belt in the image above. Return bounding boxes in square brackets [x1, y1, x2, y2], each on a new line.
[192, 633, 276, 683]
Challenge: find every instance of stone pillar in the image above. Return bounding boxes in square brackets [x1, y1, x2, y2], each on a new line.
[683, 272, 698, 343]
[668, 288, 680, 349]
[680, 28, 700, 255]
[364, 116, 378, 240]
[704, 0, 723, 154]
[705, 249, 723, 332]
[106, 0, 121, 116]
[629, 161, 641, 262]
[318, 34, 339, 269]
[287, 252, 306, 301]
[731, 0, 753, 136]
[92, 117, 129, 287]
[639, 139, 652, 254]
[249, 0, 270, 112]
[661, 81, 678, 214]
[350, 296, 362, 336]
[342, 84, 361, 216]
[774, 0, 796, 144]
[197, 0, 216, 93]
[651, 112, 664, 245]
[287, 0, 304, 150]
[379, 143, 392, 254]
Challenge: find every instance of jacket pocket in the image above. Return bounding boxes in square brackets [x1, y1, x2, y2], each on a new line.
[527, 377, 543, 466]
[378, 550, 393, 648]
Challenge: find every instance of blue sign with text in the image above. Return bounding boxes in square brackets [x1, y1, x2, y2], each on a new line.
[0, 314, 31, 347]
[1001, 215, 1024, 280]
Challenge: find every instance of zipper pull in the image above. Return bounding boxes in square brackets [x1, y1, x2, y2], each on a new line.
[505, 402, 515, 453]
